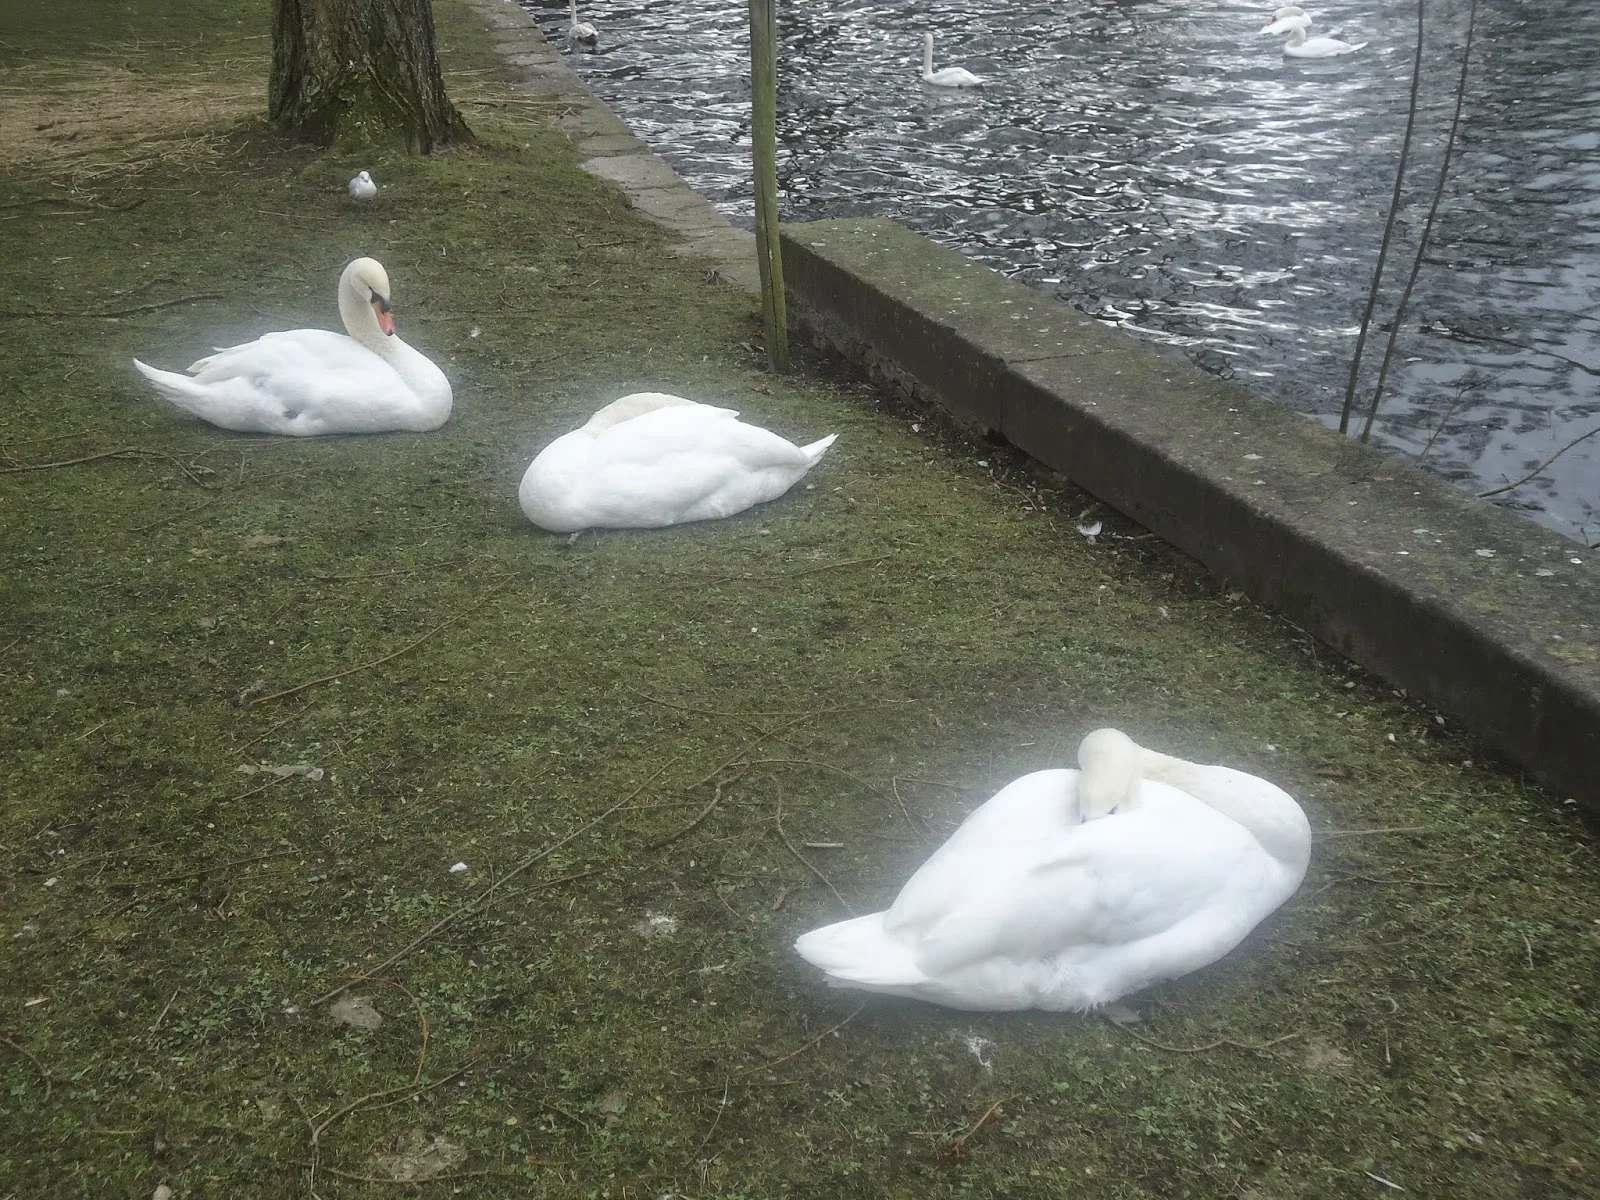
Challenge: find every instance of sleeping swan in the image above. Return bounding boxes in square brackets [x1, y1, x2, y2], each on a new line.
[132, 258, 451, 436]
[518, 392, 837, 532]
[794, 729, 1311, 1011]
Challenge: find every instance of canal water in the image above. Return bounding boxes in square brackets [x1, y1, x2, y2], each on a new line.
[521, 0, 1598, 546]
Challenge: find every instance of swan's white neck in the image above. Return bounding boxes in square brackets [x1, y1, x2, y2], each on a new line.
[570, 0, 578, 21]
[1140, 748, 1310, 870]
[1285, 25, 1308, 45]
[923, 32, 935, 75]
[336, 268, 394, 358]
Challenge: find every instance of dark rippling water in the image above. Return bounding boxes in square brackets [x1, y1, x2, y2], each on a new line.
[520, 0, 1598, 546]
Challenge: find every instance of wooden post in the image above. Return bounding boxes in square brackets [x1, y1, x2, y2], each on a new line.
[749, 0, 790, 372]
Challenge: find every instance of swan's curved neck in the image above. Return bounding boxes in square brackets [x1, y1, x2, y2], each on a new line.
[1140, 749, 1309, 869]
[1285, 26, 1308, 45]
[337, 272, 393, 356]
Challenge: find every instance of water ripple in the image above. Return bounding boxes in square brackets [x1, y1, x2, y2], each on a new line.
[524, 0, 1599, 543]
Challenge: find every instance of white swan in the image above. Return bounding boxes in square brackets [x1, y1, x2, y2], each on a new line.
[518, 392, 837, 532]
[793, 729, 1311, 1012]
[1261, 5, 1307, 30]
[347, 170, 377, 200]
[567, 0, 598, 47]
[1264, 11, 1366, 56]
[921, 31, 983, 88]
[132, 258, 452, 436]
[1280, 24, 1366, 56]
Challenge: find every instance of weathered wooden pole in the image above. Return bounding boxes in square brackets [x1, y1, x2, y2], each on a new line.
[749, 0, 790, 372]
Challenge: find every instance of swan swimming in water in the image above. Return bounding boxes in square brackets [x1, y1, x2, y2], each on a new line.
[1263, 9, 1366, 56]
[567, 0, 598, 47]
[921, 31, 983, 88]
[793, 728, 1311, 1012]
[132, 258, 452, 436]
[518, 393, 837, 532]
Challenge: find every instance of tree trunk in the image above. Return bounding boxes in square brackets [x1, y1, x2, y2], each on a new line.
[270, 0, 471, 152]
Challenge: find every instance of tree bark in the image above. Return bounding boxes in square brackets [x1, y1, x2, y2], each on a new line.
[270, 0, 471, 152]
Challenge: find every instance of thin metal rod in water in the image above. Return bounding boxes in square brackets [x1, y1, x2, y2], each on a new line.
[749, 0, 789, 372]
[1359, 0, 1478, 444]
[1339, 0, 1426, 435]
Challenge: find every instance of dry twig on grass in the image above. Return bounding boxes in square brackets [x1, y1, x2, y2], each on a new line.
[773, 783, 853, 915]
[0, 291, 223, 319]
[739, 1003, 866, 1076]
[0, 446, 215, 487]
[1108, 1020, 1305, 1056]
[248, 577, 511, 707]
[309, 759, 682, 1007]
[0, 1034, 52, 1101]
[935, 1095, 1018, 1163]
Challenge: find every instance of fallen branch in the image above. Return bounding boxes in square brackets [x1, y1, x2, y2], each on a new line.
[773, 784, 853, 915]
[1108, 1021, 1305, 1055]
[1320, 826, 1431, 837]
[0, 447, 214, 487]
[0, 1034, 52, 1101]
[936, 1095, 1017, 1163]
[309, 760, 680, 1007]
[248, 578, 509, 706]
[300, 1065, 472, 1195]
[689, 1076, 731, 1165]
[740, 1003, 865, 1075]
[1476, 422, 1600, 499]
[103, 848, 297, 889]
[0, 292, 223, 319]
[301, 1164, 533, 1185]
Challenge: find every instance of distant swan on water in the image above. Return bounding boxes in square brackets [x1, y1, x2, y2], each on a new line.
[1262, 8, 1366, 57]
[567, 0, 598, 46]
[921, 31, 983, 88]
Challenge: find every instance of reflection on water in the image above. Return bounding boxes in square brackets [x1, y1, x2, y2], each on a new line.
[521, 0, 1598, 545]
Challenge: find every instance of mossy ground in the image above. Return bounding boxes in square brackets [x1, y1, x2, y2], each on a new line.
[2, 2, 1598, 1197]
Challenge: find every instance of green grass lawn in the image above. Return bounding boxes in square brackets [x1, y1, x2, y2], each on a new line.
[2, 1, 1597, 1196]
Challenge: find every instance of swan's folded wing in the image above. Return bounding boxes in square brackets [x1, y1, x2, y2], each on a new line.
[187, 330, 373, 380]
[596, 404, 812, 471]
[888, 808, 1258, 978]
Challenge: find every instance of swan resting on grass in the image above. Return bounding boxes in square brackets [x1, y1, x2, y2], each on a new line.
[921, 31, 983, 88]
[518, 392, 838, 532]
[132, 258, 452, 436]
[794, 728, 1311, 1012]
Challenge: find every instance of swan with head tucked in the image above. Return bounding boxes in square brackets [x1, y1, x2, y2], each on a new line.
[921, 31, 983, 88]
[1263, 9, 1366, 56]
[518, 392, 837, 532]
[567, 0, 598, 46]
[793, 729, 1311, 1011]
[132, 258, 451, 436]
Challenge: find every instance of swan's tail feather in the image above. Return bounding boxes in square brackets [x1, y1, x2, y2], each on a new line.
[794, 913, 926, 989]
[133, 358, 212, 418]
[800, 433, 838, 465]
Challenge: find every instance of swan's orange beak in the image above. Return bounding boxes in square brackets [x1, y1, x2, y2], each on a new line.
[372, 299, 396, 336]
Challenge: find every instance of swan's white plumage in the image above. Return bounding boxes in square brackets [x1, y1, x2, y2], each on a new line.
[794, 730, 1311, 1012]
[347, 170, 377, 199]
[1281, 25, 1366, 56]
[921, 31, 983, 88]
[132, 258, 451, 436]
[567, 0, 598, 45]
[518, 393, 837, 532]
[1263, 11, 1366, 56]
